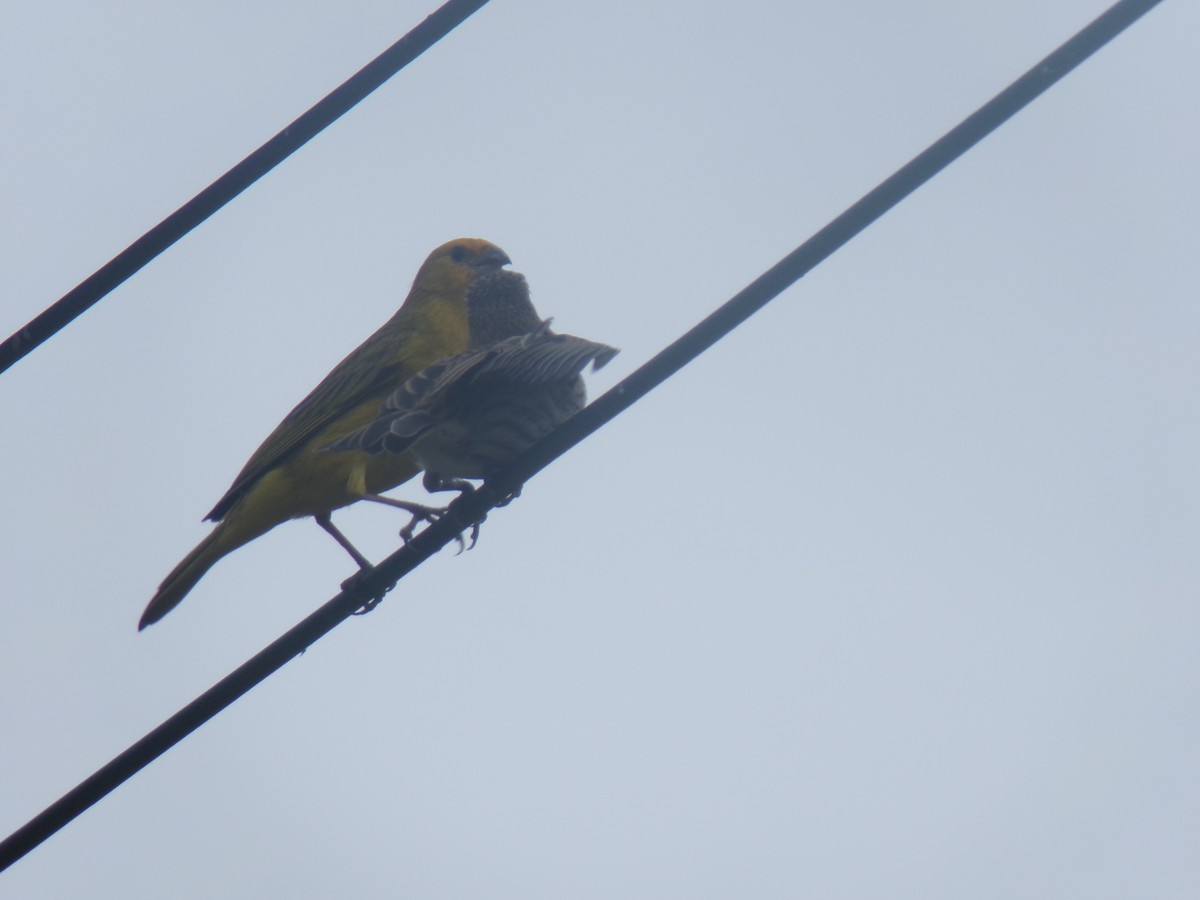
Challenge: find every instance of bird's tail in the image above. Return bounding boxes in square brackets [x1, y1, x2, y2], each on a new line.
[139, 523, 238, 630]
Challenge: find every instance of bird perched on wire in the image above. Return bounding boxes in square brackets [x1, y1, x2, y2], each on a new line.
[139, 238, 513, 630]
[327, 268, 617, 540]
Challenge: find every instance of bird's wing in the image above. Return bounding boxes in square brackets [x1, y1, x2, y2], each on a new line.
[392, 324, 616, 413]
[469, 329, 619, 385]
[329, 343, 500, 455]
[332, 326, 618, 457]
[205, 319, 418, 521]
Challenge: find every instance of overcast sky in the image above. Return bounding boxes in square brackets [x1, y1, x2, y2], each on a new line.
[3, 1, 1198, 897]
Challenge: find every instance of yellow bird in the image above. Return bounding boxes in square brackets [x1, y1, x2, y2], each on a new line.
[333, 268, 617, 476]
[328, 269, 618, 539]
[139, 238, 512, 629]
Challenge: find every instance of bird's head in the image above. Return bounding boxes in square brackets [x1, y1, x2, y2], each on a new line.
[412, 238, 512, 295]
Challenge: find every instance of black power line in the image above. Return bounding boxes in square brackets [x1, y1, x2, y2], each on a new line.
[0, 0, 491, 376]
[0, 0, 1164, 874]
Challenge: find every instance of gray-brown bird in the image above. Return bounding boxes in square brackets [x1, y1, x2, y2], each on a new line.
[328, 268, 617, 534]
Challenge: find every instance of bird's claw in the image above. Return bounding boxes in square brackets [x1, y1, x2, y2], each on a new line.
[396, 503, 486, 554]
[398, 503, 483, 554]
[398, 503, 449, 544]
[494, 483, 523, 509]
[341, 570, 391, 615]
[457, 518, 483, 554]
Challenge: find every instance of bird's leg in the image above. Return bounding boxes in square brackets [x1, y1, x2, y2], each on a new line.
[423, 472, 477, 496]
[315, 513, 389, 614]
[361, 492, 446, 519]
[315, 512, 373, 569]
[360, 492, 467, 549]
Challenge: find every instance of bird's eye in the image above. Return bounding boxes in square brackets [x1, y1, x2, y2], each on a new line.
[450, 245, 468, 263]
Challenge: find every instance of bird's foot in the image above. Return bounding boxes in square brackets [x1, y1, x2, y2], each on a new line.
[397, 502, 451, 544]
[404, 506, 484, 554]
[361, 492, 470, 551]
[340, 569, 392, 615]
[494, 483, 523, 508]
[414, 474, 486, 551]
[458, 517, 483, 554]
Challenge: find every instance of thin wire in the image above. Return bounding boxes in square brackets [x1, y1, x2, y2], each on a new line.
[0, 0, 492, 376]
[475, 0, 1167, 498]
[0, 0, 1163, 874]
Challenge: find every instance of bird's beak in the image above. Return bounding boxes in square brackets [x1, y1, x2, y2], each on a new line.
[478, 246, 512, 272]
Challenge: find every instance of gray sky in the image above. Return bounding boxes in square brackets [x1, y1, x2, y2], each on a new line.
[3, 1, 1198, 897]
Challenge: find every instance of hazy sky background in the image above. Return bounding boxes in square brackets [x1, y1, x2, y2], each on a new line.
[2, 1, 1198, 897]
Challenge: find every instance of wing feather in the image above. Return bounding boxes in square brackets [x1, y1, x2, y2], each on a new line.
[329, 324, 617, 457]
[205, 319, 418, 521]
